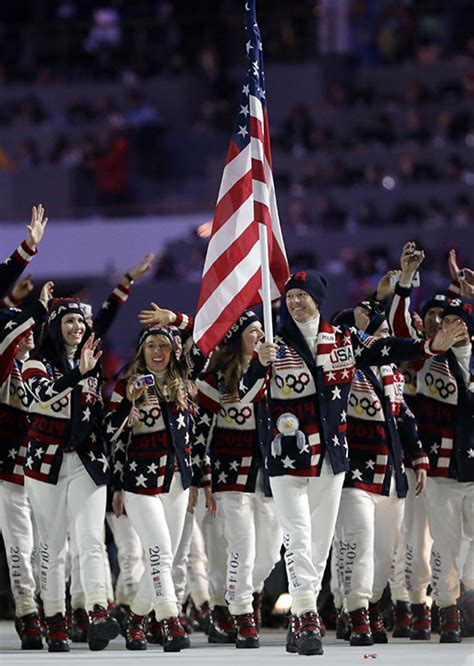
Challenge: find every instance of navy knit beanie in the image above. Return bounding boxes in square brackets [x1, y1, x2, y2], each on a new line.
[284, 270, 328, 307]
[420, 294, 448, 320]
[222, 310, 260, 349]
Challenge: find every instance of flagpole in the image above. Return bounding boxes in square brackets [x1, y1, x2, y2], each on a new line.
[259, 223, 273, 343]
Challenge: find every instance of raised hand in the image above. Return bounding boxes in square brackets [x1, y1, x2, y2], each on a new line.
[459, 268, 474, 298]
[447, 249, 461, 281]
[78, 333, 102, 375]
[10, 275, 34, 302]
[126, 252, 156, 282]
[400, 241, 424, 284]
[138, 302, 177, 327]
[354, 303, 371, 332]
[39, 281, 54, 309]
[431, 319, 469, 353]
[27, 204, 48, 248]
[376, 270, 401, 300]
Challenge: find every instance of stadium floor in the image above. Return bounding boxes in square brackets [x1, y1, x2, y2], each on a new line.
[1, 623, 473, 666]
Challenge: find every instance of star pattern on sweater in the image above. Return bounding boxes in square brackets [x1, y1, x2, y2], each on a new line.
[35, 447, 44, 459]
[354, 346, 363, 358]
[129, 461, 138, 471]
[192, 454, 201, 466]
[135, 473, 147, 487]
[147, 463, 158, 474]
[282, 455, 296, 469]
[25, 456, 33, 469]
[366, 459, 375, 470]
[229, 460, 239, 471]
[214, 460, 221, 470]
[82, 407, 91, 422]
[340, 410, 347, 422]
[430, 443, 440, 454]
[97, 453, 108, 472]
[468, 449, 474, 459]
[45, 384, 55, 397]
[177, 413, 186, 429]
[381, 345, 391, 357]
[194, 433, 206, 446]
[332, 435, 340, 447]
[106, 423, 116, 434]
[351, 468, 363, 480]
[331, 387, 342, 401]
[199, 413, 211, 426]
[113, 460, 123, 474]
[88, 451, 95, 461]
[218, 472, 228, 484]
[7, 448, 16, 459]
[298, 443, 310, 454]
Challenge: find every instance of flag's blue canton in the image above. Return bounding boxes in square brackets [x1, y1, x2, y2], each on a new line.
[232, 0, 267, 152]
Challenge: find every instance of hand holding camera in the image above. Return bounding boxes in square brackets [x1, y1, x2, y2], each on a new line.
[126, 374, 155, 402]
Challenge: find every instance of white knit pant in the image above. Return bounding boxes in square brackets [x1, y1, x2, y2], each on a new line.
[173, 508, 195, 606]
[25, 452, 107, 615]
[201, 494, 228, 607]
[390, 469, 432, 604]
[0, 481, 38, 616]
[218, 485, 282, 615]
[124, 473, 188, 620]
[68, 524, 114, 608]
[187, 517, 209, 608]
[107, 512, 145, 606]
[338, 482, 405, 612]
[270, 457, 345, 616]
[425, 477, 474, 607]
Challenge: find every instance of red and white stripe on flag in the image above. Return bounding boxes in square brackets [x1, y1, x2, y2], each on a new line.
[194, 2, 289, 355]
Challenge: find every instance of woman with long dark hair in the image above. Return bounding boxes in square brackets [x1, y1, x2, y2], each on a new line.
[23, 297, 120, 653]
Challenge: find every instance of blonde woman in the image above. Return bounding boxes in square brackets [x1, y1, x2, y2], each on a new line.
[106, 325, 205, 652]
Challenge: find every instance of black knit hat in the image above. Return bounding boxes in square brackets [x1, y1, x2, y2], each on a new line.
[284, 270, 328, 307]
[443, 298, 474, 337]
[222, 310, 260, 349]
[137, 327, 178, 353]
[421, 294, 448, 320]
[48, 298, 84, 323]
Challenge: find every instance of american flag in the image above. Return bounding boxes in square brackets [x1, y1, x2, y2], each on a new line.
[194, 0, 289, 355]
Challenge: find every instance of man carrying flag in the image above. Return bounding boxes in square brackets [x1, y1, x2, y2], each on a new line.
[193, 0, 289, 356]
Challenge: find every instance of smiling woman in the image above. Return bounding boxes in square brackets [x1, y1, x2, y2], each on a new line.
[22, 297, 120, 653]
[104, 324, 207, 652]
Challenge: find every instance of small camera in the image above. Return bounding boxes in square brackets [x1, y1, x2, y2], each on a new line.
[134, 374, 155, 389]
[411, 250, 422, 260]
